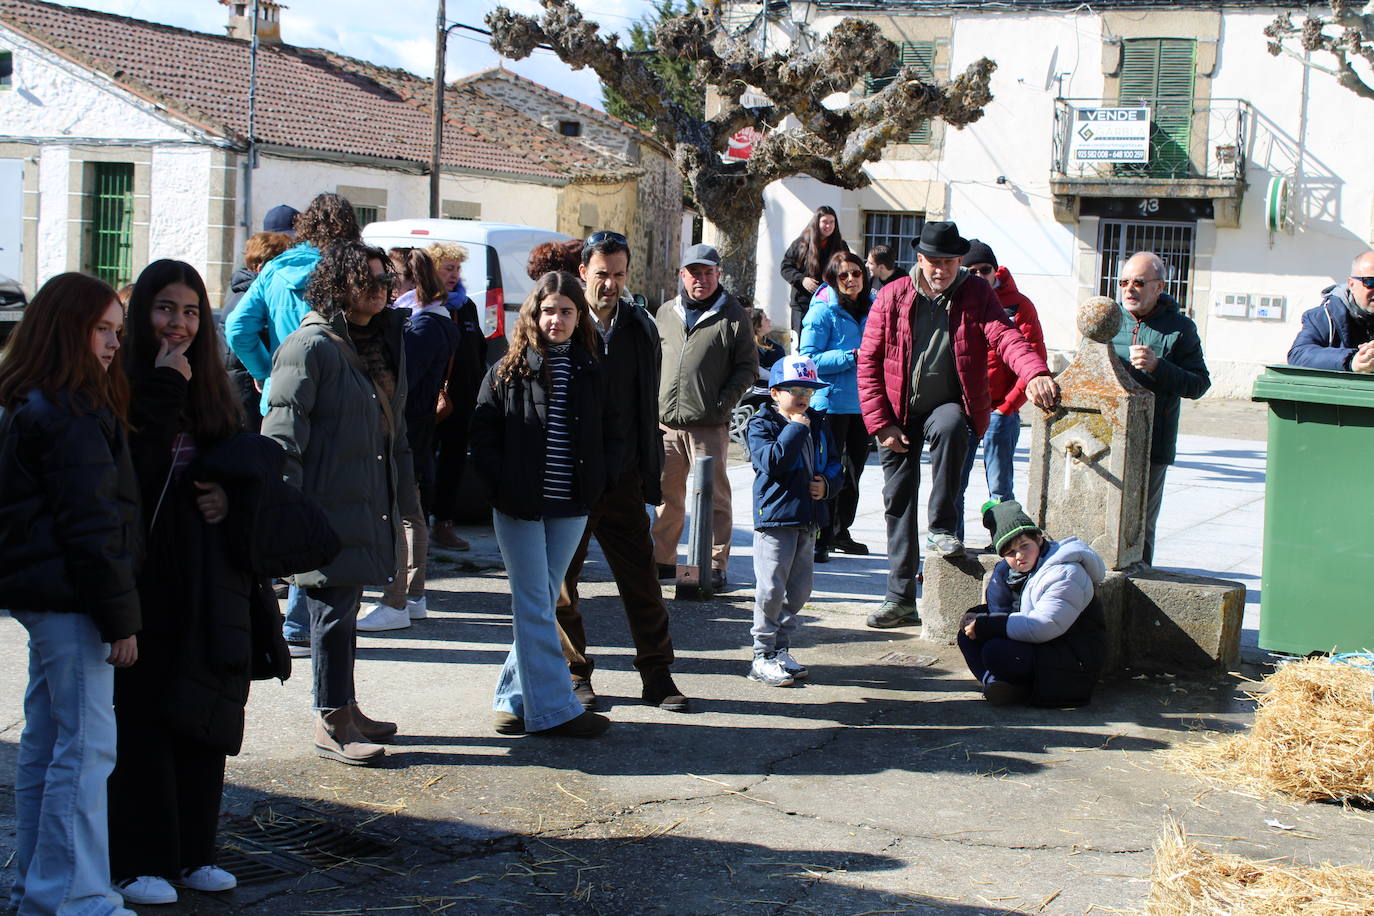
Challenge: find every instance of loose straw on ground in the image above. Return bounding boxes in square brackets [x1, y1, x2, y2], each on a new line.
[1146, 820, 1374, 915]
[1169, 656, 1374, 802]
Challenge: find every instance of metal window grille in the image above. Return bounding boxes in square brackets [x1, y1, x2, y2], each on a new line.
[865, 42, 935, 144]
[1097, 219, 1195, 312]
[87, 163, 134, 287]
[863, 211, 925, 274]
[353, 205, 379, 228]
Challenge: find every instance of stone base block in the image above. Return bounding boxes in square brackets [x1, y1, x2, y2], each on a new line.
[919, 551, 1000, 643]
[1122, 568, 1245, 671]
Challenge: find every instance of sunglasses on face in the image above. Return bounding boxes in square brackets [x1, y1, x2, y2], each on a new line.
[1352, 276, 1374, 290]
[368, 273, 395, 291]
[586, 230, 627, 246]
[970, 265, 995, 276]
[836, 269, 865, 281]
[1118, 277, 1160, 289]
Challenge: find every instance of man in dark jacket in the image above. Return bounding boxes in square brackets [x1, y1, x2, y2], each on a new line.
[653, 245, 757, 592]
[858, 221, 1058, 629]
[865, 244, 898, 294]
[555, 232, 687, 712]
[1108, 252, 1211, 566]
[1289, 250, 1374, 373]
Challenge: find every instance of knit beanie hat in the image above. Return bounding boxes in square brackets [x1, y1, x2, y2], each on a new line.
[962, 239, 998, 271]
[982, 498, 1040, 554]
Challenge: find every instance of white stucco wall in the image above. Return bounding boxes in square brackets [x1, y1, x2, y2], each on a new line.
[740, 7, 1374, 396]
[149, 147, 212, 267]
[35, 146, 69, 282]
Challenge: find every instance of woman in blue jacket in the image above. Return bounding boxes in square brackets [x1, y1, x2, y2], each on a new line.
[800, 251, 874, 560]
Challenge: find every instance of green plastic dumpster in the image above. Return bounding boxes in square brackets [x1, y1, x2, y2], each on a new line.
[1251, 365, 1374, 655]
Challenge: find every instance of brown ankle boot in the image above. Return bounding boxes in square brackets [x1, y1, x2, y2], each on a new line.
[349, 703, 397, 743]
[430, 521, 470, 551]
[315, 707, 384, 765]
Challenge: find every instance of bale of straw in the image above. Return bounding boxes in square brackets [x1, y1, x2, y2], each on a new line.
[1171, 657, 1374, 802]
[1146, 821, 1374, 916]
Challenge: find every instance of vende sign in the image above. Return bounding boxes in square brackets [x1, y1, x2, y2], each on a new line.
[1068, 106, 1151, 163]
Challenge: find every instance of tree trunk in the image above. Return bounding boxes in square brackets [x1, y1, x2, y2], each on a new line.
[694, 171, 765, 306]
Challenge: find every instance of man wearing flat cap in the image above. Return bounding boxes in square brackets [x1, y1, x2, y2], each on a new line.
[858, 221, 1060, 629]
[653, 245, 758, 592]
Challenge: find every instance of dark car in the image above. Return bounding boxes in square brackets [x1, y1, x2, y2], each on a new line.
[0, 275, 26, 348]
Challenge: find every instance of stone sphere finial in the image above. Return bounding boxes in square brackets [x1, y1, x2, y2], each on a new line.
[1079, 296, 1121, 343]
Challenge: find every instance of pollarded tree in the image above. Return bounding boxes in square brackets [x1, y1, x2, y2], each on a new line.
[1266, 1, 1374, 101]
[486, 0, 994, 300]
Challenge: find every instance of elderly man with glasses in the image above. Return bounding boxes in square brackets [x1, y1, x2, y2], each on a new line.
[1288, 250, 1374, 375]
[1108, 251, 1211, 566]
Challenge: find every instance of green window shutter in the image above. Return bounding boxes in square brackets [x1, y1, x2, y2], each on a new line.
[87, 163, 134, 287]
[866, 41, 936, 145]
[353, 204, 379, 227]
[1118, 38, 1195, 178]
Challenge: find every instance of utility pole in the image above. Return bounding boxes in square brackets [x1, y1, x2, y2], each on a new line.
[244, 0, 260, 233]
[429, 0, 445, 218]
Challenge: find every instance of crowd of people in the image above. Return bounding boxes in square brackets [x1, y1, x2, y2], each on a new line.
[14, 188, 1374, 915]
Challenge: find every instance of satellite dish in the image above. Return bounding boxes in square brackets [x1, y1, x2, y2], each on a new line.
[1044, 47, 1060, 93]
[1265, 175, 1292, 233]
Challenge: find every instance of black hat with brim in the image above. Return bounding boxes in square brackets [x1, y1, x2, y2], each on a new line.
[913, 220, 971, 259]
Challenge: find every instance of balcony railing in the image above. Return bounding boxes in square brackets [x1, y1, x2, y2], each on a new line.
[1052, 98, 1251, 183]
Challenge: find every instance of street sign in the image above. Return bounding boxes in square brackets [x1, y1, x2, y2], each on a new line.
[1068, 107, 1151, 163]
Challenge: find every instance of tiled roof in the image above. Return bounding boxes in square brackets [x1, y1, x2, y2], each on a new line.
[0, 0, 637, 181]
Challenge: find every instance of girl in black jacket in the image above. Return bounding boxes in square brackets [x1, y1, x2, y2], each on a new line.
[779, 206, 849, 339]
[470, 271, 622, 739]
[107, 260, 257, 906]
[0, 272, 140, 916]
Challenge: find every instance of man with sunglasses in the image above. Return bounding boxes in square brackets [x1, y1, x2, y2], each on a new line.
[1288, 251, 1374, 374]
[554, 231, 688, 713]
[1108, 252, 1211, 566]
[858, 221, 1058, 630]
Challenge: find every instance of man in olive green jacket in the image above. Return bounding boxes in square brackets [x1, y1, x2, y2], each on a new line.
[1109, 252, 1211, 565]
[653, 245, 758, 590]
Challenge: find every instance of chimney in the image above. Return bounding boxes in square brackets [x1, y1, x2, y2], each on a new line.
[221, 0, 286, 45]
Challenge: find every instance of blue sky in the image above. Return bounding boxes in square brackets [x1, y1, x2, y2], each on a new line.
[60, 0, 658, 110]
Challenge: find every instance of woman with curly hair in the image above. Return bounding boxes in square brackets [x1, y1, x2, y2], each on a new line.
[780, 206, 849, 340]
[470, 271, 622, 739]
[262, 241, 416, 765]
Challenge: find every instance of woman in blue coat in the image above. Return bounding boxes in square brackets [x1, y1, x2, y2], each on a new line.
[800, 251, 874, 560]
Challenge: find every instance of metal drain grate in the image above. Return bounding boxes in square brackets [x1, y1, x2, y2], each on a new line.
[219, 804, 393, 883]
[877, 651, 938, 667]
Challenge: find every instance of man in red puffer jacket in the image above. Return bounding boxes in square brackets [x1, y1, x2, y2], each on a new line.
[956, 239, 1048, 538]
[857, 222, 1059, 629]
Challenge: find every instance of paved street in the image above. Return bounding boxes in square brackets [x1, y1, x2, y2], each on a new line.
[4, 399, 1365, 916]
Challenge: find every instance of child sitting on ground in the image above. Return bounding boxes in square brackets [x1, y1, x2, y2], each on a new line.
[958, 500, 1107, 706]
[745, 355, 843, 687]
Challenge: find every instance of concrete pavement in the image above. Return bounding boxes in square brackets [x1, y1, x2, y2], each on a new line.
[4, 399, 1365, 916]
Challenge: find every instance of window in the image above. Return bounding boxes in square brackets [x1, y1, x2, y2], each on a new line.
[1117, 38, 1196, 179]
[558, 120, 582, 137]
[865, 42, 936, 144]
[337, 186, 386, 228]
[441, 200, 480, 220]
[0, 51, 12, 89]
[352, 205, 379, 227]
[86, 163, 134, 287]
[863, 211, 925, 273]
[1097, 219, 1195, 312]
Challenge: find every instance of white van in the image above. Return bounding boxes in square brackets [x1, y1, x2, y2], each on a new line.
[360, 219, 575, 356]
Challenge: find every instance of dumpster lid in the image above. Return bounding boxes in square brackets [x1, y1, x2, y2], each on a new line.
[1252, 364, 1374, 409]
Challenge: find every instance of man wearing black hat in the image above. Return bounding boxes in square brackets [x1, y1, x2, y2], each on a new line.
[857, 221, 1059, 629]
[653, 245, 758, 592]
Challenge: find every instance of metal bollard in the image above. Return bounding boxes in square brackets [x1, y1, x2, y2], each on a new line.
[675, 455, 715, 601]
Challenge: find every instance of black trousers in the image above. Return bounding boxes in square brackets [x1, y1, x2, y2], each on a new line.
[432, 405, 473, 524]
[556, 470, 674, 682]
[108, 714, 226, 881]
[819, 412, 872, 546]
[879, 402, 969, 604]
[307, 584, 364, 710]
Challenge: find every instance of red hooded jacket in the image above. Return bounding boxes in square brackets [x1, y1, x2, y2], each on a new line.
[857, 271, 1050, 438]
[986, 266, 1048, 416]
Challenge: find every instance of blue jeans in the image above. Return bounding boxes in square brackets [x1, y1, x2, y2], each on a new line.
[282, 584, 309, 642]
[11, 611, 127, 916]
[957, 409, 1021, 540]
[492, 511, 588, 732]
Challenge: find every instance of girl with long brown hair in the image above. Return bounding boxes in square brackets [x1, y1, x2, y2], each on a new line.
[470, 271, 621, 738]
[780, 205, 850, 339]
[0, 272, 141, 916]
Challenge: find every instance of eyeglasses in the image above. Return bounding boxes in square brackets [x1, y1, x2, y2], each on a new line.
[1118, 277, 1161, 289]
[779, 386, 815, 397]
[835, 269, 865, 280]
[970, 265, 995, 276]
[368, 273, 395, 291]
[586, 230, 627, 246]
[1351, 276, 1374, 290]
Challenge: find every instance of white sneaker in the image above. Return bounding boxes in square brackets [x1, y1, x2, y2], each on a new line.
[775, 649, 808, 680]
[406, 595, 428, 620]
[356, 602, 410, 632]
[116, 876, 177, 905]
[176, 865, 236, 893]
[747, 654, 795, 687]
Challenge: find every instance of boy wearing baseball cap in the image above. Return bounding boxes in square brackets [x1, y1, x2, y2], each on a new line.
[744, 355, 843, 686]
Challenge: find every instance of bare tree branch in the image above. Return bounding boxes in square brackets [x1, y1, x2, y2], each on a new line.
[1267, 3, 1374, 101]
